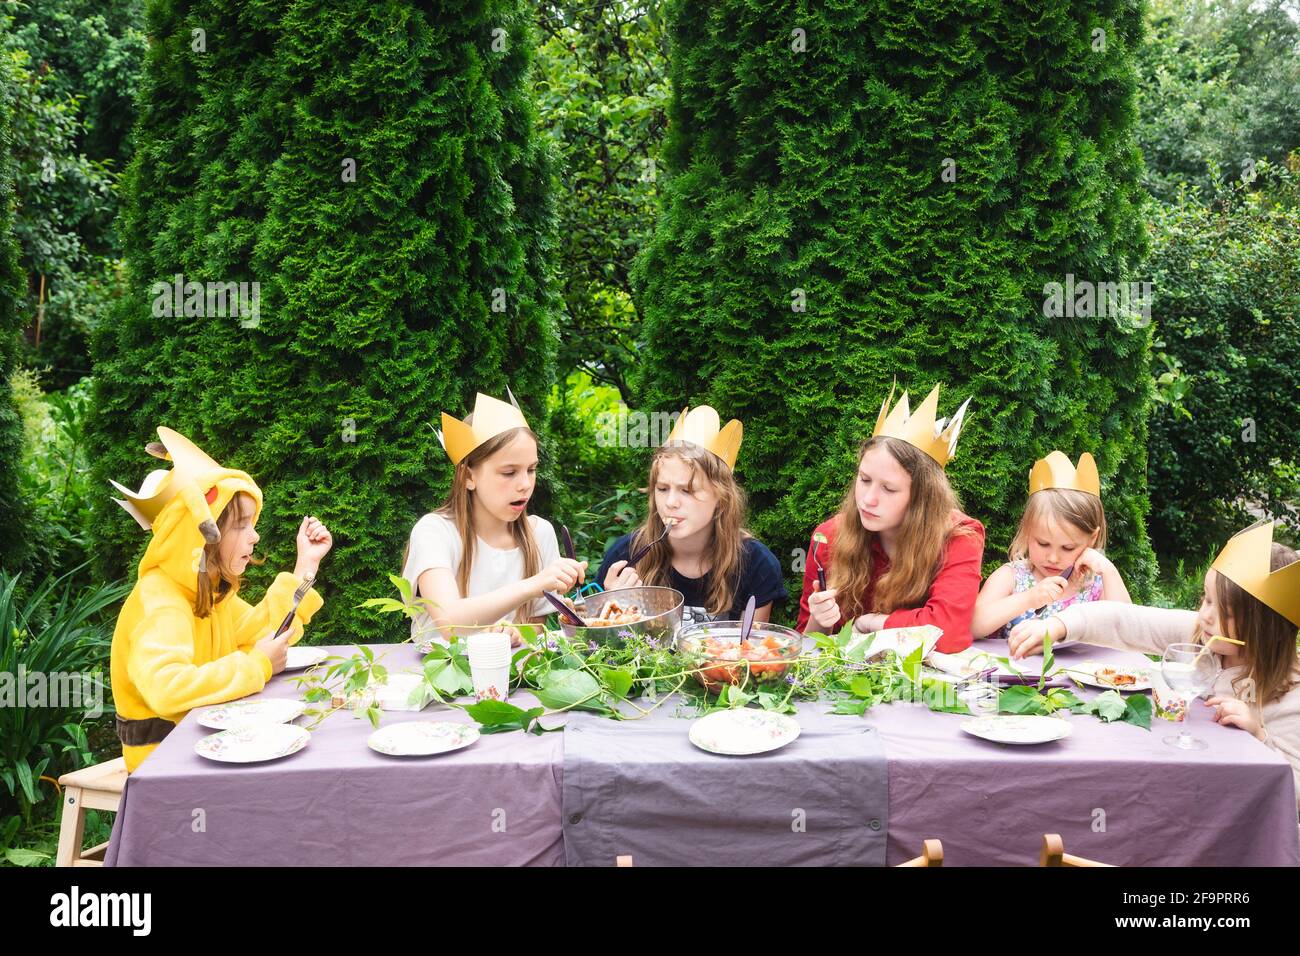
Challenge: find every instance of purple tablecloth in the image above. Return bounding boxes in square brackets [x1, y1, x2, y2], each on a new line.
[105, 639, 1300, 866]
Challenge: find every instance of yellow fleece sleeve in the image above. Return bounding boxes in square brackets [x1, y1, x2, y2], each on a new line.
[125, 579, 271, 719]
[232, 572, 324, 648]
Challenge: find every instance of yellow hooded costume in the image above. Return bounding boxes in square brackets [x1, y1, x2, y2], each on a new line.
[109, 427, 324, 772]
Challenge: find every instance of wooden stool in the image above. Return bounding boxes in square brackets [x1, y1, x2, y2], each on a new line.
[56, 757, 127, 867]
[1040, 833, 1113, 867]
[616, 854, 634, 867]
[897, 838, 944, 867]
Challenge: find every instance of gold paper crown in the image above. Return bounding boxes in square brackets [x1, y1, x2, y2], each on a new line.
[872, 382, 971, 469]
[664, 405, 743, 471]
[437, 390, 531, 466]
[1211, 521, 1300, 627]
[1029, 451, 1101, 498]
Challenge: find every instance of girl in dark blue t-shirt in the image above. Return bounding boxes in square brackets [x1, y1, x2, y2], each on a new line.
[594, 406, 787, 627]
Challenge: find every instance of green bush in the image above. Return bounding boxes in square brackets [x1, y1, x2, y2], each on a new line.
[87, 1, 561, 643]
[633, 0, 1158, 615]
[1145, 163, 1300, 556]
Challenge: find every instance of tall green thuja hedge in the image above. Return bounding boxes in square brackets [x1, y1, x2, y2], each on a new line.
[88, 1, 558, 641]
[635, 1, 1156, 610]
[0, 45, 27, 573]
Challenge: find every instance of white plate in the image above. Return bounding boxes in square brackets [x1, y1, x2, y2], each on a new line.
[367, 721, 480, 757]
[197, 698, 307, 730]
[1065, 660, 1152, 692]
[195, 724, 311, 763]
[284, 646, 328, 671]
[688, 709, 801, 756]
[960, 714, 1072, 745]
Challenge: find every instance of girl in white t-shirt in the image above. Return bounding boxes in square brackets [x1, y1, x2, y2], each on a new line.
[401, 392, 586, 644]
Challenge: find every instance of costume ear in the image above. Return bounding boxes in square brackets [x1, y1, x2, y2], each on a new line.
[177, 481, 221, 545]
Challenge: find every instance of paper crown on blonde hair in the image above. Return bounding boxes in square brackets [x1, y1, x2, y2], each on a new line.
[664, 405, 743, 471]
[437, 389, 530, 466]
[1211, 521, 1300, 627]
[1029, 451, 1101, 498]
[871, 382, 970, 469]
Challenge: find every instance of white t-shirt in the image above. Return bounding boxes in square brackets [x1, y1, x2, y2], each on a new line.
[401, 512, 561, 640]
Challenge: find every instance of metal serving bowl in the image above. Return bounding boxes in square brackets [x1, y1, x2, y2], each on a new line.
[675, 620, 805, 692]
[559, 586, 684, 647]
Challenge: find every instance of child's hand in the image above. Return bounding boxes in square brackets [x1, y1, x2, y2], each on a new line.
[535, 558, 587, 594]
[1206, 696, 1264, 740]
[1026, 575, 1069, 609]
[1008, 616, 1065, 659]
[254, 630, 290, 675]
[295, 515, 333, 575]
[1074, 547, 1112, 582]
[603, 560, 642, 591]
[806, 587, 841, 633]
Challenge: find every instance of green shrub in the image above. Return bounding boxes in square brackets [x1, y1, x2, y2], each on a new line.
[0, 37, 28, 576]
[634, 0, 1158, 615]
[1145, 163, 1300, 556]
[87, 1, 560, 642]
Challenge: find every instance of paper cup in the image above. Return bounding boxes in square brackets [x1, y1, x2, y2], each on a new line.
[467, 632, 513, 702]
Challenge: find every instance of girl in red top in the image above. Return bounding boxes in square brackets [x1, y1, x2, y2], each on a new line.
[797, 384, 985, 654]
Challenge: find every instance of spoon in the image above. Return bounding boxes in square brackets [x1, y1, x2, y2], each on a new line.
[739, 594, 757, 646]
[628, 518, 677, 567]
[543, 590, 586, 628]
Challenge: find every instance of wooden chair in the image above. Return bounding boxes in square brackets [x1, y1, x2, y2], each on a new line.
[1039, 833, 1113, 867]
[56, 757, 127, 867]
[897, 838, 944, 867]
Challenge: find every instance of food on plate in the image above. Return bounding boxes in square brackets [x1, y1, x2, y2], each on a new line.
[1094, 665, 1143, 687]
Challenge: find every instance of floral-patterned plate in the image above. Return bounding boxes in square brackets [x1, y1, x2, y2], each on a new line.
[960, 714, 1072, 745]
[367, 721, 480, 757]
[688, 709, 801, 756]
[284, 646, 328, 671]
[194, 724, 311, 763]
[1065, 660, 1152, 693]
[197, 698, 307, 730]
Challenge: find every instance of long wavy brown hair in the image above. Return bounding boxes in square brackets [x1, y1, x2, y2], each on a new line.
[631, 442, 751, 617]
[195, 492, 264, 618]
[405, 426, 542, 622]
[829, 436, 973, 617]
[1196, 542, 1300, 708]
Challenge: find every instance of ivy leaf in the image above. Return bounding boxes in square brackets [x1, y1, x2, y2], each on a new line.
[756, 691, 795, 714]
[849, 675, 875, 699]
[901, 643, 923, 685]
[464, 700, 546, 734]
[1090, 690, 1129, 722]
[832, 698, 870, 716]
[1121, 693, 1153, 730]
[922, 678, 971, 714]
[603, 668, 634, 700]
[1046, 688, 1083, 711]
[999, 684, 1050, 715]
[535, 669, 601, 710]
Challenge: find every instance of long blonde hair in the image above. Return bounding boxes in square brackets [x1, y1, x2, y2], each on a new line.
[631, 442, 751, 616]
[1009, 488, 1108, 562]
[429, 426, 542, 621]
[195, 492, 264, 618]
[830, 436, 973, 616]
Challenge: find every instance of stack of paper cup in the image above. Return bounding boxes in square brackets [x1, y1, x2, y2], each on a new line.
[466, 631, 513, 703]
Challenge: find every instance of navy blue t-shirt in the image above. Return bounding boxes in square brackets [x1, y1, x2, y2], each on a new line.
[594, 534, 788, 627]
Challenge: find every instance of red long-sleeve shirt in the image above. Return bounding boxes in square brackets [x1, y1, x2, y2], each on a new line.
[796, 510, 985, 654]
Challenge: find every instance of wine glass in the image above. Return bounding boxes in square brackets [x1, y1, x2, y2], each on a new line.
[1160, 643, 1221, 750]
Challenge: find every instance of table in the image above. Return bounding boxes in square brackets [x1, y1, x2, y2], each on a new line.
[105, 639, 1300, 866]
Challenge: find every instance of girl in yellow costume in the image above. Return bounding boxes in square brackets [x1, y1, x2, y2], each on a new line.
[108, 427, 332, 771]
